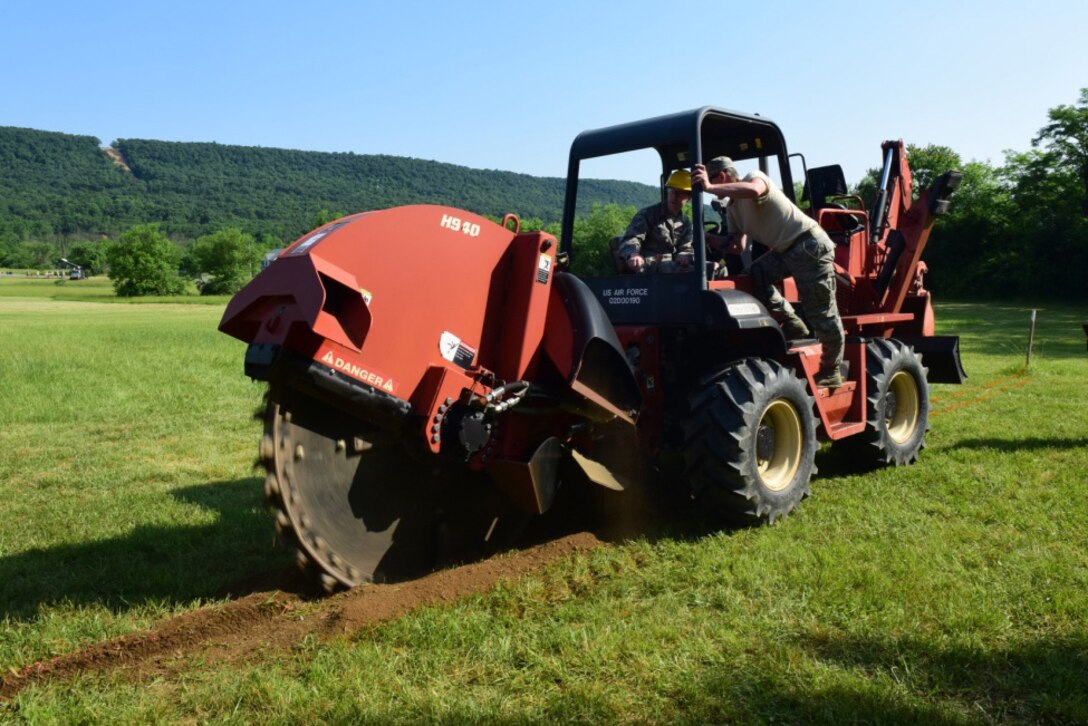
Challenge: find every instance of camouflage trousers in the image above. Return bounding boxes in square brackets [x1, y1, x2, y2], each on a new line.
[751, 230, 844, 373]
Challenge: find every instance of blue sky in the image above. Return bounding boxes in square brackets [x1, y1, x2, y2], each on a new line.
[2, 1, 1086, 188]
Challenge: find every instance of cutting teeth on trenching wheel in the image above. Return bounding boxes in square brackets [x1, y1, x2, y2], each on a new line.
[261, 384, 531, 591]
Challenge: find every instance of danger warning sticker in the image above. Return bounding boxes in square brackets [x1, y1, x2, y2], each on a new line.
[439, 331, 477, 369]
[318, 347, 397, 394]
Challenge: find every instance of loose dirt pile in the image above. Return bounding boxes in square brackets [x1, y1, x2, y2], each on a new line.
[1, 532, 603, 701]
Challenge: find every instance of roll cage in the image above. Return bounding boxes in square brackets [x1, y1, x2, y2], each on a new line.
[558, 106, 795, 290]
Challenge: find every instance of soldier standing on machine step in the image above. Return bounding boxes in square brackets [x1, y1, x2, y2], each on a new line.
[694, 156, 845, 388]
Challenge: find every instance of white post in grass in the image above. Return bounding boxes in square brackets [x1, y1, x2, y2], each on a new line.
[1026, 309, 1037, 367]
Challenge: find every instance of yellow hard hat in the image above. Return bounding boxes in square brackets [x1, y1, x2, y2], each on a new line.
[665, 169, 692, 192]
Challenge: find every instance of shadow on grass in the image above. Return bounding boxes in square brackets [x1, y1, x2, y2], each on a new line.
[674, 632, 1088, 724]
[812, 434, 1088, 485]
[0, 478, 296, 622]
[0, 464, 712, 626]
[688, 675, 963, 724]
[812, 443, 889, 478]
[516, 459, 746, 558]
[951, 436, 1088, 453]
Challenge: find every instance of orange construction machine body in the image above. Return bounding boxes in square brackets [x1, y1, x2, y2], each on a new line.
[221, 107, 964, 590]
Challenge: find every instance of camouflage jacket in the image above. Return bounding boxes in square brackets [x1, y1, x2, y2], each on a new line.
[617, 203, 693, 260]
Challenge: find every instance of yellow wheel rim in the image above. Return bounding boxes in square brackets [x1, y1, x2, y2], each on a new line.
[886, 371, 920, 444]
[756, 400, 803, 491]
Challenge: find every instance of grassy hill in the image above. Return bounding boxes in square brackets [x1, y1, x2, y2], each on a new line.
[0, 126, 657, 244]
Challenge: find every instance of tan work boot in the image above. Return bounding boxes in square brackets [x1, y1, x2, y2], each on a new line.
[782, 318, 811, 340]
[815, 367, 844, 388]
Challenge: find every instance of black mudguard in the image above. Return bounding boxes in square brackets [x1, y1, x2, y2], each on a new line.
[544, 272, 642, 422]
[702, 288, 789, 359]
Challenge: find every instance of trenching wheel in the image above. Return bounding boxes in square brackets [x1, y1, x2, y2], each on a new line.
[260, 385, 527, 590]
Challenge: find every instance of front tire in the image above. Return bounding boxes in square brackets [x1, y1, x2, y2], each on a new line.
[683, 359, 817, 525]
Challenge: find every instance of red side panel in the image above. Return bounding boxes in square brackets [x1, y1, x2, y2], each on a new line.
[483, 232, 557, 382]
[220, 205, 541, 406]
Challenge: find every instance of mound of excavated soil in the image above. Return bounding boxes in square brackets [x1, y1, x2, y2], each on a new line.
[1, 532, 603, 701]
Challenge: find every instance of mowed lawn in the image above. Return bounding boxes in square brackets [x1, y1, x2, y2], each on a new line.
[2, 277, 1086, 723]
[0, 279, 280, 667]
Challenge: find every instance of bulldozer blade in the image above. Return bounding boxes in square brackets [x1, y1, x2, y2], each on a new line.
[569, 447, 626, 492]
[897, 335, 968, 384]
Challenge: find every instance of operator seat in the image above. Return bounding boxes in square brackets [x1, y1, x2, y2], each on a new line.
[803, 164, 864, 239]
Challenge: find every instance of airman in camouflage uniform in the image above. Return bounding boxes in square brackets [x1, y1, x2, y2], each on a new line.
[618, 170, 694, 273]
[694, 157, 845, 387]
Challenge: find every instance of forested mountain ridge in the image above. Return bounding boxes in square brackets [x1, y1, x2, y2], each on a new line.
[0, 126, 657, 244]
[4, 85, 1087, 302]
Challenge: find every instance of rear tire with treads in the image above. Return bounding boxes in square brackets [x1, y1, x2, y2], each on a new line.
[840, 338, 930, 467]
[683, 358, 817, 525]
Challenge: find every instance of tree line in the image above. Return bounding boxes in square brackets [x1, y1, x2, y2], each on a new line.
[540, 90, 1088, 298]
[0, 127, 658, 294]
[2, 89, 1085, 300]
[856, 88, 1088, 301]
[0, 127, 653, 253]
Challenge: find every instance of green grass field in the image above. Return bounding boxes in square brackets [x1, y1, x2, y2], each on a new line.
[1, 276, 1086, 723]
[0, 274, 231, 305]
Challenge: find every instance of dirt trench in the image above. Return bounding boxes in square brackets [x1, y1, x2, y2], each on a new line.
[0, 532, 604, 701]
